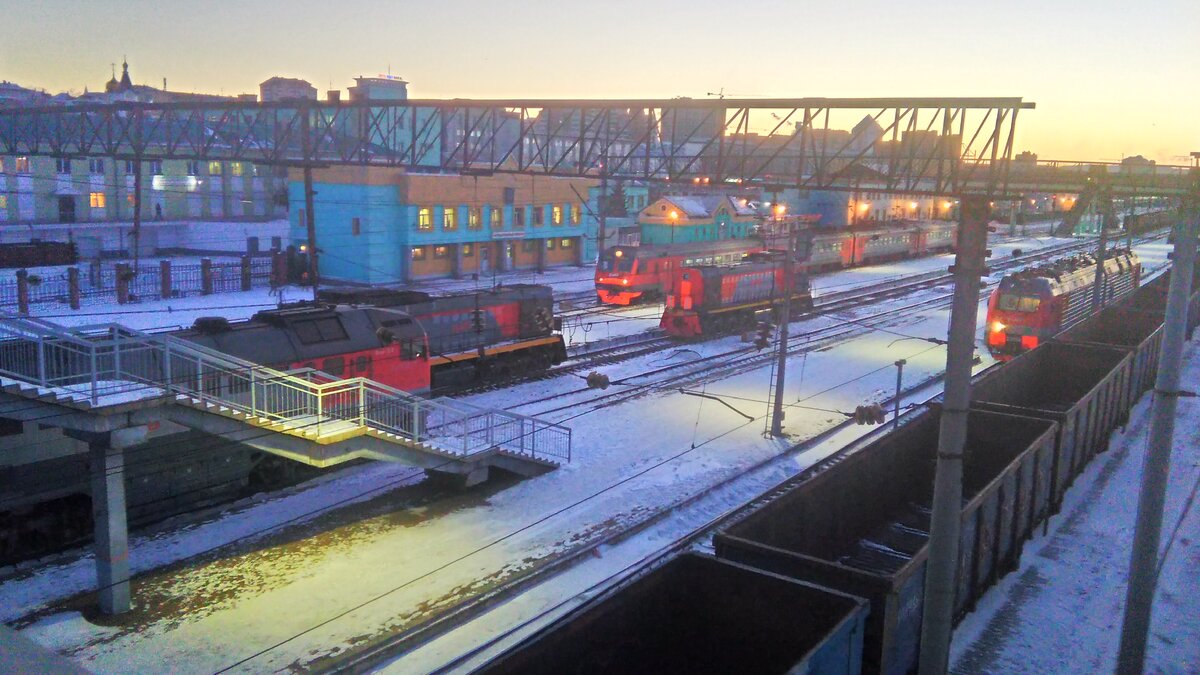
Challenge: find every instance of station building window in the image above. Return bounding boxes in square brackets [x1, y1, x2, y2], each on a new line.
[490, 207, 501, 228]
[56, 158, 71, 174]
[89, 159, 105, 174]
[533, 205, 544, 226]
[352, 217, 361, 236]
[571, 203, 582, 224]
[417, 207, 433, 231]
[443, 207, 457, 231]
[208, 161, 223, 175]
[230, 162, 244, 176]
[545, 239, 556, 250]
[150, 160, 163, 175]
[15, 157, 31, 173]
[411, 246, 426, 261]
[434, 245, 450, 258]
[89, 192, 106, 208]
[186, 160, 200, 176]
[468, 207, 482, 230]
[552, 205, 563, 225]
[513, 207, 525, 227]
[560, 238, 573, 249]
[522, 240, 536, 252]
[462, 244, 474, 257]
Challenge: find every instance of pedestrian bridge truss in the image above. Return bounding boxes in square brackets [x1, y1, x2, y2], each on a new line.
[0, 311, 570, 479]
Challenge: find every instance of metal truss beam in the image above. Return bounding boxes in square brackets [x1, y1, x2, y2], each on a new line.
[0, 96, 1186, 196]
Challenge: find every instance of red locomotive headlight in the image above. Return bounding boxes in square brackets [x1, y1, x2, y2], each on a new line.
[1021, 335, 1039, 349]
[666, 295, 676, 308]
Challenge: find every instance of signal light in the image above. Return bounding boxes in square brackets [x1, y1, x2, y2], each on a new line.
[755, 321, 774, 350]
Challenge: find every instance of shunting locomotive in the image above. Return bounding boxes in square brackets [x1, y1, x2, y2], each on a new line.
[985, 249, 1141, 360]
[175, 284, 565, 392]
[660, 252, 813, 338]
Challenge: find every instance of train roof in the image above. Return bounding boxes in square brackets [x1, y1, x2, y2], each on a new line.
[606, 238, 767, 258]
[317, 283, 552, 308]
[999, 250, 1139, 296]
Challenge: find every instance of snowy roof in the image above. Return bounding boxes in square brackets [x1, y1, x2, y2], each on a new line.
[660, 195, 756, 218]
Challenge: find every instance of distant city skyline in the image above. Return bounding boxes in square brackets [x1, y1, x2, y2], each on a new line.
[3, 0, 1195, 164]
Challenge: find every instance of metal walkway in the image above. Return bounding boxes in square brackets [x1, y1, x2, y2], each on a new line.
[0, 312, 571, 478]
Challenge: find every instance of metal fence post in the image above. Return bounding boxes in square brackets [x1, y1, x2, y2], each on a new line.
[163, 338, 173, 392]
[414, 400, 422, 441]
[358, 382, 366, 426]
[36, 334, 46, 385]
[315, 386, 323, 436]
[249, 367, 256, 413]
[111, 326, 121, 379]
[90, 347, 98, 405]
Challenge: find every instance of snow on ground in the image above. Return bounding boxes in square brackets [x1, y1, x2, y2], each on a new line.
[951, 340, 1200, 674]
[4, 232, 1172, 672]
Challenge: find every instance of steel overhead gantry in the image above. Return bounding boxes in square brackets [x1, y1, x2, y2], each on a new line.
[1, 96, 1034, 196]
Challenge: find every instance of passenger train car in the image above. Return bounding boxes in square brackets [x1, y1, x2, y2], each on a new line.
[175, 284, 565, 392]
[660, 252, 812, 338]
[597, 221, 956, 305]
[985, 250, 1141, 360]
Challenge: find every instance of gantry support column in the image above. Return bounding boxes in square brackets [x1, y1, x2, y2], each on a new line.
[89, 432, 130, 615]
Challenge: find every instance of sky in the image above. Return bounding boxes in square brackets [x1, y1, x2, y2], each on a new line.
[2, 0, 1195, 164]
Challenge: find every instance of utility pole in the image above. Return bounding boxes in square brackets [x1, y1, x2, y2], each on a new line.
[918, 194, 990, 675]
[1117, 194, 1198, 674]
[598, 152, 608, 261]
[893, 359, 906, 430]
[770, 214, 795, 437]
[1091, 184, 1111, 313]
[300, 103, 319, 300]
[132, 156, 142, 274]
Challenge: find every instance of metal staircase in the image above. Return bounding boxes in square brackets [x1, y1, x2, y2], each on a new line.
[0, 311, 571, 473]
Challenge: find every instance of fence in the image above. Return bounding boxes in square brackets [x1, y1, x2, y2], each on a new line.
[0, 256, 277, 311]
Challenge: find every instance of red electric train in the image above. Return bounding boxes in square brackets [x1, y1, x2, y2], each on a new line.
[985, 250, 1141, 360]
[597, 221, 956, 305]
[175, 284, 566, 392]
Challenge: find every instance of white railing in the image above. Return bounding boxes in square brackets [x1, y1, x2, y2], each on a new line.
[0, 312, 571, 464]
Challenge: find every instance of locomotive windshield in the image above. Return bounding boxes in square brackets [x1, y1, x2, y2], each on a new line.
[997, 294, 1041, 312]
[599, 249, 634, 273]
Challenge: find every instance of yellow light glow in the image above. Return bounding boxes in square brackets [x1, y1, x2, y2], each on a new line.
[859, 203, 870, 212]
[909, 201, 918, 209]
[614, 250, 623, 257]
[299, 244, 308, 252]
[669, 210, 679, 220]
[990, 321, 1006, 333]
[774, 204, 787, 216]
[942, 201, 952, 209]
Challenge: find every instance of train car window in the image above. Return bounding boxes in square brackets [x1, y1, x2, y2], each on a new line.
[355, 356, 369, 373]
[322, 357, 345, 377]
[401, 339, 427, 360]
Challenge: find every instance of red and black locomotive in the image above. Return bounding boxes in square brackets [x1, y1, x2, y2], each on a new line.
[176, 284, 565, 392]
[660, 252, 813, 338]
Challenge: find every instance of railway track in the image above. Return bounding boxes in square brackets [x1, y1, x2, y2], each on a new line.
[316, 230, 1174, 671]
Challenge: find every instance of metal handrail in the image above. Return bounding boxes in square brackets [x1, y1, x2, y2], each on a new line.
[0, 311, 571, 463]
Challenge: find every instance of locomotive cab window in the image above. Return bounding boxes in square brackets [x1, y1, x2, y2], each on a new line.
[998, 295, 1041, 312]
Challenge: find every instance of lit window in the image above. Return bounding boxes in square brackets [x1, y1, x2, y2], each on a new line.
[434, 245, 450, 258]
[468, 207, 481, 230]
[0, 195, 7, 209]
[411, 246, 426, 261]
[89, 192, 106, 208]
[490, 207, 500, 228]
[462, 244, 474, 257]
[561, 238, 573, 249]
[56, 158, 71, 175]
[571, 203, 582, 224]
[230, 162, 244, 176]
[442, 207, 457, 231]
[533, 205, 544, 226]
[15, 157, 30, 173]
[208, 161, 223, 175]
[352, 217, 361, 236]
[552, 205, 563, 225]
[89, 159, 105, 174]
[417, 207, 433, 231]
[545, 239, 556, 250]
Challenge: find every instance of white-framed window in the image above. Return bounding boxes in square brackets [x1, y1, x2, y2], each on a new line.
[56, 158, 72, 174]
